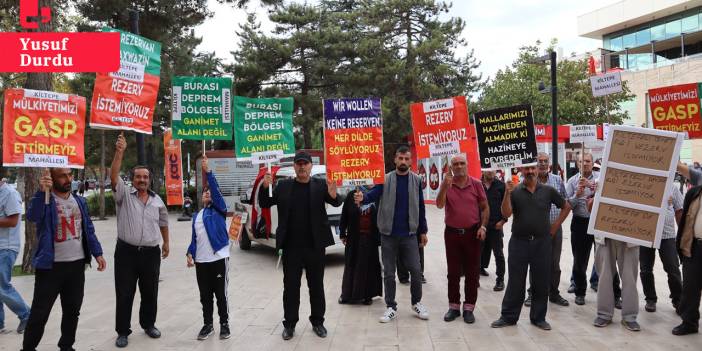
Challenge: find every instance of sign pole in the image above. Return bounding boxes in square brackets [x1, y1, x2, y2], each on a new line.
[128, 9, 146, 166]
[267, 162, 273, 197]
[44, 168, 50, 205]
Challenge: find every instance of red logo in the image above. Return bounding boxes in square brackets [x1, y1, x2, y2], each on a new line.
[0, 1, 120, 73]
[20, 0, 51, 29]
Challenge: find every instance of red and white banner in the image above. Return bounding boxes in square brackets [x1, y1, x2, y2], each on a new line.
[648, 83, 702, 138]
[163, 129, 183, 205]
[2, 88, 85, 168]
[410, 96, 471, 159]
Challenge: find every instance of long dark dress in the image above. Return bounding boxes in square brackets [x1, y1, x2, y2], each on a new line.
[339, 189, 383, 303]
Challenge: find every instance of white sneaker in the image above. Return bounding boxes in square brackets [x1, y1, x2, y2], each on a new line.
[379, 307, 398, 323]
[412, 303, 429, 320]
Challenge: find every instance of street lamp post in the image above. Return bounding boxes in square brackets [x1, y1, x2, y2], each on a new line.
[535, 51, 559, 175]
[549, 50, 558, 176]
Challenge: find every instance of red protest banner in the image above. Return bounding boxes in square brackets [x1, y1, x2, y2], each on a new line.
[163, 129, 183, 205]
[2, 88, 85, 168]
[323, 98, 385, 185]
[410, 96, 471, 159]
[648, 83, 702, 138]
[89, 72, 160, 134]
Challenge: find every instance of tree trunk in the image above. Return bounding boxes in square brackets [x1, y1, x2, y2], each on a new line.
[99, 130, 106, 219]
[21, 0, 53, 273]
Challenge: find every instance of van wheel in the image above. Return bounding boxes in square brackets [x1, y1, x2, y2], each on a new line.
[240, 228, 252, 250]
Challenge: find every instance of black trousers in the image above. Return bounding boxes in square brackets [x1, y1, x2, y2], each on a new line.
[22, 260, 85, 351]
[195, 258, 229, 326]
[501, 236, 551, 324]
[480, 228, 506, 281]
[639, 238, 682, 304]
[397, 235, 423, 281]
[282, 247, 325, 329]
[114, 240, 161, 336]
[571, 216, 595, 297]
[679, 240, 702, 328]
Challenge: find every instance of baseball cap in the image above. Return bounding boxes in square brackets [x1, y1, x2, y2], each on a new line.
[293, 151, 312, 164]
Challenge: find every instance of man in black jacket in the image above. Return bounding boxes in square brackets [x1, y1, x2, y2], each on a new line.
[259, 151, 343, 341]
[673, 185, 702, 336]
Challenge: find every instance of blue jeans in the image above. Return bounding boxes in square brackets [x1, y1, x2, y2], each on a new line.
[0, 249, 30, 328]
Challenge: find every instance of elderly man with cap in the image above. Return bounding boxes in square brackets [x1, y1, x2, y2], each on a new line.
[258, 151, 343, 341]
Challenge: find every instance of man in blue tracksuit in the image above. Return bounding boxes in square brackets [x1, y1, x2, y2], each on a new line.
[187, 156, 231, 341]
[22, 168, 106, 351]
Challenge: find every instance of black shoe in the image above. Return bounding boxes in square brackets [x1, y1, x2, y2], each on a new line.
[362, 298, 373, 305]
[115, 335, 128, 348]
[144, 327, 161, 339]
[524, 295, 532, 307]
[550, 295, 569, 306]
[421, 275, 427, 284]
[672, 323, 698, 336]
[590, 284, 598, 292]
[490, 318, 516, 328]
[312, 324, 327, 338]
[282, 327, 295, 340]
[480, 269, 489, 277]
[567, 284, 575, 294]
[338, 296, 349, 304]
[493, 281, 505, 291]
[645, 301, 656, 312]
[463, 310, 475, 324]
[532, 320, 552, 331]
[444, 309, 461, 322]
[574, 296, 585, 305]
[621, 320, 640, 332]
[399, 278, 410, 285]
[220, 324, 231, 339]
[614, 297, 622, 310]
[197, 324, 214, 340]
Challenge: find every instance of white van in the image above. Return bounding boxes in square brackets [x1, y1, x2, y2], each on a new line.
[237, 165, 352, 253]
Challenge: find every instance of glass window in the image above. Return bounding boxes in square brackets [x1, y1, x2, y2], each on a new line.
[682, 14, 699, 33]
[610, 36, 623, 51]
[622, 33, 636, 48]
[627, 54, 637, 70]
[651, 24, 666, 40]
[603, 37, 611, 50]
[635, 28, 651, 46]
[666, 19, 681, 38]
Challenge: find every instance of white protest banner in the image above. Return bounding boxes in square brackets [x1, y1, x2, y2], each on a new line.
[590, 71, 623, 97]
[570, 125, 598, 143]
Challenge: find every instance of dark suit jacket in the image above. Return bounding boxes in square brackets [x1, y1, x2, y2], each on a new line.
[259, 177, 343, 250]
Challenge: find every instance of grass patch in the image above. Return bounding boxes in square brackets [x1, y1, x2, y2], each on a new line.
[11, 265, 33, 277]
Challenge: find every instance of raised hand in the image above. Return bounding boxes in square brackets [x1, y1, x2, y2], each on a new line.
[354, 190, 363, 205]
[262, 173, 272, 188]
[116, 133, 127, 153]
[505, 179, 515, 193]
[327, 179, 337, 198]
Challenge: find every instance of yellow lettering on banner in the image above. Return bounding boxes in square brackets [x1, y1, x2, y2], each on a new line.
[14, 116, 77, 138]
[652, 104, 699, 121]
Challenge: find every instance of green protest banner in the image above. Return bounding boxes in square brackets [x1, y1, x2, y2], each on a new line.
[171, 76, 232, 140]
[233, 96, 295, 161]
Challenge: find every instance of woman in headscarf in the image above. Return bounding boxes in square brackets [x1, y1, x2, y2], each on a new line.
[338, 186, 382, 305]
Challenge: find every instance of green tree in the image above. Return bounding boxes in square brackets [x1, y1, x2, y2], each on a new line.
[478, 40, 635, 125]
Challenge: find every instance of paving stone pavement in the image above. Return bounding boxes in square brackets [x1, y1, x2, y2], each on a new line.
[1, 207, 700, 350]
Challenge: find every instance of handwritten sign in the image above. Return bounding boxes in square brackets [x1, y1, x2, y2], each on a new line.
[588, 125, 682, 248]
[601, 168, 667, 207]
[608, 130, 677, 171]
[593, 203, 659, 242]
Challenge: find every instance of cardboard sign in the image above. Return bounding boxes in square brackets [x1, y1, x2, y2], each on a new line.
[410, 96, 471, 159]
[590, 71, 623, 97]
[588, 125, 683, 248]
[473, 104, 537, 169]
[233, 96, 295, 160]
[323, 97, 384, 185]
[570, 125, 598, 143]
[648, 83, 702, 138]
[171, 76, 232, 140]
[163, 129, 183, 205]
[89, 27, 161, 134]
[2, 88, 85, 168]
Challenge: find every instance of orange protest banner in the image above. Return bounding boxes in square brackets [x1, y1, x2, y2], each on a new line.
[2, 88, 85, 168]
[410, 96, 471, 159]
[163, 129, 184, 205]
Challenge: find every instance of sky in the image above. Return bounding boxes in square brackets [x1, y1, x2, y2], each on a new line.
[194, 0, 617, 82]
